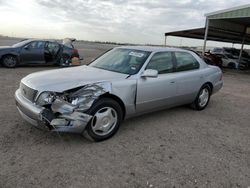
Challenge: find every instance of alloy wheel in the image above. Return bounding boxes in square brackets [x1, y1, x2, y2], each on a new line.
[198, 88, 209, 107]
[91, 107, 118, 136]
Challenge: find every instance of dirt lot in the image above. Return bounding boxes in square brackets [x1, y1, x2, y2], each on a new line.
[0, 43, 250, 188]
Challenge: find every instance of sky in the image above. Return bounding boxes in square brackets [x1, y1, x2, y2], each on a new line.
[0, 0, 249, 47]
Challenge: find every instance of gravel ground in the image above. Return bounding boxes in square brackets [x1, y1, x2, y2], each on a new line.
[0, 42, 250, 187]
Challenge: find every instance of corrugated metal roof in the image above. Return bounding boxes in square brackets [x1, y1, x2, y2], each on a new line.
[164, 5, 250, 46]
[165, 27, 250, 45]
[206, 4, 250, 19]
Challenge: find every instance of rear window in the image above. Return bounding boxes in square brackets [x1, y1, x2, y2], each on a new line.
[146, 52, 174, 74]
[175, 52, 200, 72]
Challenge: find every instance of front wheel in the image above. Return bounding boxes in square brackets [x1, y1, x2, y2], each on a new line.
[2, 55, 18, 68]
[191, 85, 211, 111]
[84, 98, 123, 142]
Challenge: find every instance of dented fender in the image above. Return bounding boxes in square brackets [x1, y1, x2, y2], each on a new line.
[39, 82, 114, 133]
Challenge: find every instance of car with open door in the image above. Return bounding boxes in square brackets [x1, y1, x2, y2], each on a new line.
[15, 46, 223, 141]
[0, 39, 80, 68]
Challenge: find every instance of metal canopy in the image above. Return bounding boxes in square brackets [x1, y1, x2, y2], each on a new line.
[164, 4, 250, 47]
[164, 27, 250, 45]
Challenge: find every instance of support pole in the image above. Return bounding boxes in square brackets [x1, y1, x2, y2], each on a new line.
[238, 35, 245, 67]
[164, 35, 167, 46]
[203, 18, 209, 55]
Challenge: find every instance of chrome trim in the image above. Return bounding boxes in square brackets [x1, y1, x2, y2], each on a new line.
[15, 89, 43, 120]
[17, 107, 38, 126]
[15, 89, 89, 133]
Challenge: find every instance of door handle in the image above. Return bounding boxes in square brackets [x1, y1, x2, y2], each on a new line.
[170, 81, 175, 84]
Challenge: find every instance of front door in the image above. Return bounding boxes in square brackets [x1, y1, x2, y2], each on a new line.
[20, 41, 45, 63]
[136, 52, 177, 113]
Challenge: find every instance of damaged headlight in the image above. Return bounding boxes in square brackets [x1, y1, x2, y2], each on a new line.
[36, 92, 55, 106]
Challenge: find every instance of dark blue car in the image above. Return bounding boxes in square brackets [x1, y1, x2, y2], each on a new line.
[0, 39, 80, 68]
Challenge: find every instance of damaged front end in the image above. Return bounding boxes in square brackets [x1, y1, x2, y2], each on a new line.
[38, 82, 111, 133]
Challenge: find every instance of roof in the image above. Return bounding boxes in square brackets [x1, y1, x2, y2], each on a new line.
[165, 27, 250, 45]
[205, 4, 250, 18]
[25, 39, 57, 42]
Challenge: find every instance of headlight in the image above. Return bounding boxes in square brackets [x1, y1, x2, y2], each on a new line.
[36, 92, 55, 106]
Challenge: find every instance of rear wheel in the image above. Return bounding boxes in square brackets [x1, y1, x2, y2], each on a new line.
[2, 55, 18, 68]
[84, 98, 123, 142]
[228, 62, 236, 69]
[191, 85, 211, 110]
[59, 55, 70, 66]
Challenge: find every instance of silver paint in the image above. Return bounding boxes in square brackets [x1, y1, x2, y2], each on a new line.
[15, 46, 223, 134]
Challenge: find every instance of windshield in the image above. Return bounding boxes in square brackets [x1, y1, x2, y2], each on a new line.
[89, 48, 151, 75]
[12, 40, 31, 48]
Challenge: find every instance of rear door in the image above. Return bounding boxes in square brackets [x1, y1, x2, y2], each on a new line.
[136, 52, 177, 113]
[173, 51, 204, 104]
[20, 41, 45, 63]
[44, 42, 61, 63]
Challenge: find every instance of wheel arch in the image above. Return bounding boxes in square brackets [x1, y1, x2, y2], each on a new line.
[0, 53, 19, 62]
[228, 62, 236, 68]
[0, 53, 20, 66]
[202, 82, 213, 93]
[99, 93, 126, 119]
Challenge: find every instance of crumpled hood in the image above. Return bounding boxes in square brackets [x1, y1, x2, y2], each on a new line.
[22, 65, 128, 92]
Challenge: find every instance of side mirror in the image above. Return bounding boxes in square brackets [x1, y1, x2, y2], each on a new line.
[141, 69, 158, 78]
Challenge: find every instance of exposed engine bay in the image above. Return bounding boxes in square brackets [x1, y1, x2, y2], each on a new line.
[38, 82, 112, 133]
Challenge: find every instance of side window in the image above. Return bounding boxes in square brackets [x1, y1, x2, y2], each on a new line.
[36, 41, 45, 49]
[48, 42, 60, 51]
[175, 52, 200, 72]
[146, 52, 174, 74]
[25, 41, 45, 49]
[45, 42, 60, 54]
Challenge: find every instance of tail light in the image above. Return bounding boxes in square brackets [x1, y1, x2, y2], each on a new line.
[72, 49, 78, 56]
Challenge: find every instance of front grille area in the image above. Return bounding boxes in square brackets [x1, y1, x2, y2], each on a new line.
[20, 83, 38, 102]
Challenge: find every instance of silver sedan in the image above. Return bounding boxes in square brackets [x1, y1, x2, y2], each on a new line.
[15, 46, 223, 141]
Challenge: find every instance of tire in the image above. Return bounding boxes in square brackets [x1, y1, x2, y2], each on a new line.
[59, 55, 70, 67]
[191, 84, 211, 111]
[84, 98, 123, 142]
[2, 55, 18, 68]
[228, 62, 236, 69]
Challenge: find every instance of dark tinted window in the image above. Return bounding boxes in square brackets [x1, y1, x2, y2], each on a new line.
[47, 42, 60, 51]
[175, 52, 200, 72]
[25, 41, 45, 49]
[146, 52, 174, 74]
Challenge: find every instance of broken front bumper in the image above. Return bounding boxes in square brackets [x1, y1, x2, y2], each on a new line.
[15, 89, 91, 133]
